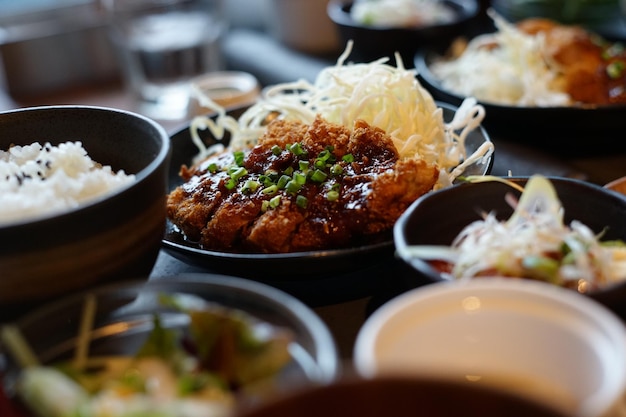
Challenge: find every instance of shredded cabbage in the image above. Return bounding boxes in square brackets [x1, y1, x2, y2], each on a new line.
[398, 175, 626, 291]
[429, 11, 571, 107]
[189, 42, 493, 189]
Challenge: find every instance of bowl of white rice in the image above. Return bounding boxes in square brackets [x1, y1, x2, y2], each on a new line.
[0, 105, 171, 314]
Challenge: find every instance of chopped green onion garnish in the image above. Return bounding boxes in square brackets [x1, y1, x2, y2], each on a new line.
[261, 200, 270, 212]
[269, 195, 281, 208]
[262, 184, 278, 195]
[293, 171, 306, 185]
[285, 180, 301, 194]
[310, 169, 328, 183]
[206, 162, 218, 173]
[284, 166, 294, 176]
[259, 175, 274, 187]
[271, 145, 282, 155]
[242, 180, 260, 193]
[299, 160, 310, 171]
[265, 169, 279, 180]
[233, 151, 245, 166]
[317, 149, 331, 162]
[342, 154, 354, 163]
[229, 167, 247, 181]
[225, 178, 237, 190]
[296, 195, 308, 208]
[326, 190, 339, 201]
[277, 175, 290, 189]
[330, 164, 343, 175]
[289, 142, 306, 156]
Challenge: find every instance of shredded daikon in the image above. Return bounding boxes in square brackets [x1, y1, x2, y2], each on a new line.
[429, 10, 571, 107]
[398, 175, 626, 291]
[190, 42, 493, 189]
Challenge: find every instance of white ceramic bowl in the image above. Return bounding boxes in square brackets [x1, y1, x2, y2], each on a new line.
[353, 279, 626, 417]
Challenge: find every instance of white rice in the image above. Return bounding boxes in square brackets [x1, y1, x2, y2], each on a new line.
[0, 141, 136, 225]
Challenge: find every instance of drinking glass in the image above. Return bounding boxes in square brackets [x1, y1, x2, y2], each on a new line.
[102, 0, 226, 121]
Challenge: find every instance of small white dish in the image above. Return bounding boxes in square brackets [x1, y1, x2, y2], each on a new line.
[354, 278, 626, 417]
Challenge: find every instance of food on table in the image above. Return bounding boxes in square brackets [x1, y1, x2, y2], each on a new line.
[167, 43, 493, 253]
[167, 116, 439, 253]
[429, 11, 626, 106]
[397, 175, 626, 292]
[4, 294, 293, 417]
[349, 0, 456, 28]
[0, 141, 135, 225]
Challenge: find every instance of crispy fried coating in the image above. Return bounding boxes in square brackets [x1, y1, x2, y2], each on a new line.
[518, 18, 626, 105]
[167, 116, 439, 253]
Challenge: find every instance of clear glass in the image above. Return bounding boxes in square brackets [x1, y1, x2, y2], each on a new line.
[102, 0, 227, 121]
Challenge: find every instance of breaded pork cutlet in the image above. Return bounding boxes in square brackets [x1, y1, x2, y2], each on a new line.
[167, 115, 439, 253]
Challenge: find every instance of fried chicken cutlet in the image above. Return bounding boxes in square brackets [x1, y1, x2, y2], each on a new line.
[167, 115, 439, 253]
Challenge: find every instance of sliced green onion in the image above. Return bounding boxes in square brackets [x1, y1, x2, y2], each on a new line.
[296, 195, 308, 208]
[311, 169, 328, 183]
[233, 150, 245, 167]
[261, 200, 270, 212]
[298, 160, 310, 171]
[342, 154, 354, 163]
[283, 166, 294, 176]
[271, 145, 282, 155]
[262, 184, 278, 195]
[206, 162, 218, 173]
[277, 174, 291, 189]
[265, 169, 279, 180]
[317, 149, 331, 162]
[289, 142, 306, 156]
[269, 195, 281, 208]
[314, 159, 327, 169]
[225, 178, 237, 190]
[229, 167, 247, 181]
[242, 180, 260, 193]
[285, 180, 301, 194]
[293, 171, 306, 185]
[259, 175, 274, 187]
[330, 164, 343, 175]
[326, 190, 339, 201]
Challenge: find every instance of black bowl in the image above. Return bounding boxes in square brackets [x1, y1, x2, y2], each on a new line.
[235, 375, 569, 417]
[393, 176, 626, 317]
[415, 51, 626, 154]
[327, 0, 480, 66]
[0, 274, 340, 415]
[0, 105, 171, 313]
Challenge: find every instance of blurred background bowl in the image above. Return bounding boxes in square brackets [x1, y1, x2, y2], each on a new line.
[353, 278, 626, 417]
[0, 105, 171, 315]
[235, 374, 570, 417]
[393, 176, 626, 317]
[0, 274, 340, 414]
[327, 0, 480, 65]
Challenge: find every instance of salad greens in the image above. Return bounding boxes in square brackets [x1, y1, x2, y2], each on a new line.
[3, 294, 293, 417]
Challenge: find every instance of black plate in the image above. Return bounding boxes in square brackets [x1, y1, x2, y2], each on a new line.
[415, 51, 626, 155]
[161, 103, 492, 290]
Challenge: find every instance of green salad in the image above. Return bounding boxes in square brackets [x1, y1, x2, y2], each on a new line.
[2, 294, 293, 417]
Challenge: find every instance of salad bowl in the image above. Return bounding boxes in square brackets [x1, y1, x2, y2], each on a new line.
[393, 176, 626, 317]
[0, 274, 340, 417]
